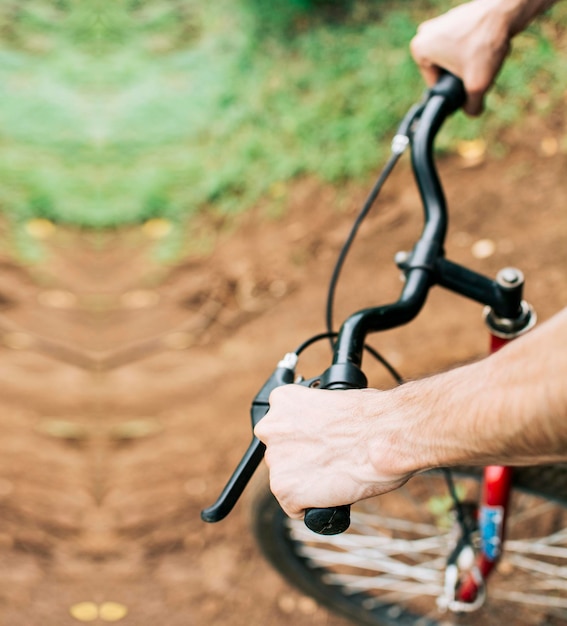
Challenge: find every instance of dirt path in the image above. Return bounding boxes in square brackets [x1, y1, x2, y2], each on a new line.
[0, 128, 565, 625]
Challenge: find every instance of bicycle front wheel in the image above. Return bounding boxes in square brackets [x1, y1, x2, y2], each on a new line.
[252, 470, 567, 626]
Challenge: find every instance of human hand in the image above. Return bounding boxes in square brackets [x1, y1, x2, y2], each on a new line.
[254, 384, 415, 520]
[410, 0, 514, 115]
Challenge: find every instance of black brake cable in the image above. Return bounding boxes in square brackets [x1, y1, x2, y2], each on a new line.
[321, 103, 424, 382]
[324, 148, 404, 340]
[363, 343, 403, 385]
[294, 332, 338, 356]
[442, 468, 474, 543]
[294, 332, 403, 385]
[291, 104, 427, 384]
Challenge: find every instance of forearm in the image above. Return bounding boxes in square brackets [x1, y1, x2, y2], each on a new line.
[384, 308, 567, 476]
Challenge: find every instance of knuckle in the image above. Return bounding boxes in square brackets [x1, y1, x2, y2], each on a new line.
[409, 36, 424, 59]
[253, 423, 264, 441]
[253, 417, 268, 439]
[268, 385, 285, 404]
[268, 474, 287, 501]
[463, 70, 491, 96]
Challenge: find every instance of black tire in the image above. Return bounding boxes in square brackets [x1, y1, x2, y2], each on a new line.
[252, 468, 567, 626]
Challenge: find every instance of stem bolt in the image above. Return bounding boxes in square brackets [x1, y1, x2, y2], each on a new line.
[496, 267, 524, 289]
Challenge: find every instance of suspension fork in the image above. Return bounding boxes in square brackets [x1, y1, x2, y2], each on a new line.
[457, 268, 536, 604]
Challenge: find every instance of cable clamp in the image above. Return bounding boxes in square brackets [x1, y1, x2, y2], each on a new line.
[277, 352, 298, 371]
[391, 134, 409, 155]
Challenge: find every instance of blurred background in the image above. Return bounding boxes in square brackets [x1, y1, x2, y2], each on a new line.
[0, 1, 565, 624]
[1, 0, 565, 242]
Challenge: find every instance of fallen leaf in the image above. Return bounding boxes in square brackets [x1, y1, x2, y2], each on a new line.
[142, 218, 172, 239]
[69, 602, 98, 622]
[25, 218, 56, 239]
[99, 602, 128, 622]
[456, 139, 486, 166]
[36, 419, 90, 441]
[108, 418, 163, 441]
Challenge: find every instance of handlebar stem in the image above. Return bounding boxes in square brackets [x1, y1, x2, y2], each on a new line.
[435, 258, 524, 319]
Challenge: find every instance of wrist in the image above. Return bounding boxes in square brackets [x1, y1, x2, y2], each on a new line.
[374, 362, 494, 474]
[489, 0, 557, 36]
[364, 384, 442, 480]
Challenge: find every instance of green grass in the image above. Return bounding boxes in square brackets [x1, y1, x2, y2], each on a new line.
[0, 0, 566, 231]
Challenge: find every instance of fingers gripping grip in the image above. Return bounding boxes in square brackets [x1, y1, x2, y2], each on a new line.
[301, 362, 367, 536]
[304, 504, 351, 535]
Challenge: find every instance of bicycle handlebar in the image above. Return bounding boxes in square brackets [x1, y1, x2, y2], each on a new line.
[332, 73, 465, 369]
[202, 72, 466, 535]
[304, 73, 465, 535]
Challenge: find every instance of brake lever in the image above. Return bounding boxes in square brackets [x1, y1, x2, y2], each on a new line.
[201, 353, 297, 523]
[202, 353, 366, 539]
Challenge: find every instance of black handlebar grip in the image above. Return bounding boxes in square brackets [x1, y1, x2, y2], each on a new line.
[304, 504, 351, 535]
[429, 71, 466, 114]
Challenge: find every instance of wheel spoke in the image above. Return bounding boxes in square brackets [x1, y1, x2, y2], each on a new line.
[504, 553, 567, 579]
[491, 589, 567, 609]
[297, 544, 444, 582]
[505, 539, 567, 559]
[290, 524, 451, 555]
[506, 499, 556, 525]
[256, 472, 567, 626]
[351, 512, 441, 536]
[322, 572, 443, 597]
